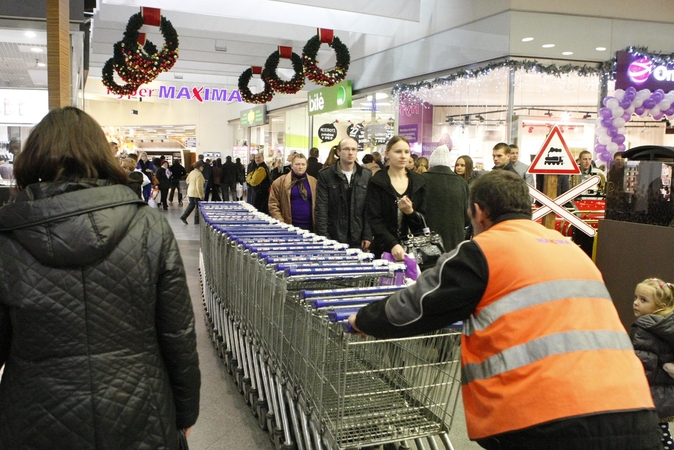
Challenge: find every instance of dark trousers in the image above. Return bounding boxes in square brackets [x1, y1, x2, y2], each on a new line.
[180, 197, 200, 224]
[221, 183, 237, 201]
[211, 185, 222, 201]
[254, 190, 269, 214]
[168, 184, 182, 204]
[159, 187, 169, 209]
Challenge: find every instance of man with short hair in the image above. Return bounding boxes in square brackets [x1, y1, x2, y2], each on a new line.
[508, 144, 535, 186]
[220, 156, 238, 201]
[306, 147, 323, 178]
[491, 142, 518, 174]
[315, 137, 372, 250]
[572, 150, 606, 197]
[349, 170, 660, 450]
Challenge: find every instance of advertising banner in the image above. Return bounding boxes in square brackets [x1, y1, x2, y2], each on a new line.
[615, 51, 674, 91]
[240, 105, 267, 127]
[308, 80, 352, 116]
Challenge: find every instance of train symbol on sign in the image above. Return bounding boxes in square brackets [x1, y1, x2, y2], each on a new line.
[543, 147, 564, 165]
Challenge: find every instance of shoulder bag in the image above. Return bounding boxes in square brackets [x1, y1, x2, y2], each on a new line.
[400, 214, 445, 270]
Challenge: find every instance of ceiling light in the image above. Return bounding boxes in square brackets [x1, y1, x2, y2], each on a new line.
[37, 62, 46, 67]
[596, 47, 607, 51]
[562, 51, 573, 56]
[542, 44, 555, 48]
[561, 112, 570, 121]
[31, 47, 43, 53]
[476, 115, 485, 122]
[544, 111, 553, 117]
[24, 31, 36, 38]
[583, 113, 592, 119]
[521, 37, 534, 42]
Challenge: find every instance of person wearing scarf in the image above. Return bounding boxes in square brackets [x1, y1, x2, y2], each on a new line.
[268, 152, 317, 231]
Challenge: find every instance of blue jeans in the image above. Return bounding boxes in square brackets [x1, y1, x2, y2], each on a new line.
[180, 197, 200, 224]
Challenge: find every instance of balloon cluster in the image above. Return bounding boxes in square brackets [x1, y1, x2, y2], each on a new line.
[595, 87, 674, 162]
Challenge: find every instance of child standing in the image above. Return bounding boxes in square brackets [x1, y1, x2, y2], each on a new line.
[631, 278, 674, 450]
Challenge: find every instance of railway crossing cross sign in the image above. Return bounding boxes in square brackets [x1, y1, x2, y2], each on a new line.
[527, 125, 581, 175]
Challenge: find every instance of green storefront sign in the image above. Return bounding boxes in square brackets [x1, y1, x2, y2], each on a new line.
[307, 80, 352, 116]
[240, 105, 267, 127]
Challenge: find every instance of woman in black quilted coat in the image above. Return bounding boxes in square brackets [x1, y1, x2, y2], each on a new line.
[0, 107, 201, 449]
[630, 278, 674, 450]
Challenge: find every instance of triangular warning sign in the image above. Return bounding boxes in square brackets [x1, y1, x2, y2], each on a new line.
[528, 125, 581, 175]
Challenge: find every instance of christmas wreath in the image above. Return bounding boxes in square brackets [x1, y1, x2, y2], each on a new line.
[262, 50, 305, 94]
[102, 11, 179, 95]
[238, 67, 275, 104]
[302, 34, 350, 87]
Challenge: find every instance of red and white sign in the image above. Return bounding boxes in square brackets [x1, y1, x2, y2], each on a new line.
[530, 176, 601, 237]
[528, 125, 581, 175]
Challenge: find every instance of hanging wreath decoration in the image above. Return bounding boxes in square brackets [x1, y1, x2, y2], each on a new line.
[262, 47, 305, 94]
[302, 34, 350, 87]
[238, 66, 275, 104]
[102, 9, 179, 96]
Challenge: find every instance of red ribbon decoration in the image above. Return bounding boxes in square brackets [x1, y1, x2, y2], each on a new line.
[137, 33, 146, 46]
[278, 46, 293, 59]
[251, 66, 263, 75]
[141, 7, 161, 26]
[317, 28, 334, 44]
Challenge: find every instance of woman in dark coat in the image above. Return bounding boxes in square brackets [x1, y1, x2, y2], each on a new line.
[421, 145, 470, 252]
[0, 107, 201, 450]
[156, 159, 172, 210]
[365, 135, 427, 260]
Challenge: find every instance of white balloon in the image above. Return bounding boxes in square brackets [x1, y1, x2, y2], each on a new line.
[614, 89, 625, 100]
[625, 106, 635, 115]
[658, 100, 672, 111]
[611, 106, 624, 118]
[607, 142, 619, 153]
[606, 98, 619, 109]
[618, 127, 626, 134]
[598, 135, 612, 145]
[595, 126, 608, 136]
[613, 118, 626, 128]
[632, 98, 644, 108]
[638, 89, 652, 98]
[650, 107, 661, 117]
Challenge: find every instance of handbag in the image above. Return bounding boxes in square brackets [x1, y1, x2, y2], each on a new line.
[400, 214, 445, 270]
[177, 429, 189, 450]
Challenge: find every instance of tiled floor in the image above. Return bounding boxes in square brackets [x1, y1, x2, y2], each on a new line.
[164, 201, 481, 450]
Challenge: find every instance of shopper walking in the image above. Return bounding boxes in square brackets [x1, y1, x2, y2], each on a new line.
[156, 159, 171, 210]
[0, 107, 201, 449]
[268, 153, 317, 231]
[168, 158, 186, 205]
[181, 160, 205, 224]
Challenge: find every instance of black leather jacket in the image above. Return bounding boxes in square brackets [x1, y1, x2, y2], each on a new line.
[315, 163, 372, 247]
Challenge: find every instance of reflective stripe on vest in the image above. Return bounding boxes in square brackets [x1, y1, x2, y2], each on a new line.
[462, 329, 633, 384]
[463, 279, 612, 336]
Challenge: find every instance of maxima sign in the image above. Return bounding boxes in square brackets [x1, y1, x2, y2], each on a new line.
[615, 51, 674, 91]
[107, 84, 243, 103]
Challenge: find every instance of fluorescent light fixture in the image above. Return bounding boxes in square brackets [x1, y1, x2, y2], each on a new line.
[542, 44, 555, 48]
[521, 37, 534, 42]
[24, 31, 36, 38]
[596, 47, 607, 51]
[31, 47, 43, 53]
[562, 51, 573, 56]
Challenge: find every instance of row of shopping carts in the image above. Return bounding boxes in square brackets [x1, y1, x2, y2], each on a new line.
[198, 201, 462, 450]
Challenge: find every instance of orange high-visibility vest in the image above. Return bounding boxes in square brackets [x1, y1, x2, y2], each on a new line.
[464, 219, 653, 440]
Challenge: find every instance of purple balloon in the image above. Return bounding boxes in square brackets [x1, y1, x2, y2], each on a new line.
[635, 106, 646, 115]
[652, 93, 664, 104]
[594, 143, 607, 153]
[665, 107, 674, 116]
[655, 89, 665, 97]
[620, 98, 632, 109]
[601, 118, 614, 128]
[643, 99, 656, 109]
[602, 97, 611, 107]
[599, 152, 613, 163]
[653, 112, 664, 120]
[599, 107, 613, 119]
[607, 126, 619, 137]
[621, 112, 631, 121]
[618, 144, 626, 152]
[612, 135, 626, 144]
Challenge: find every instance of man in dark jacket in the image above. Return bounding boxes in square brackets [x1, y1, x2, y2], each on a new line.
[168, 158, 186, 205]
[492, 142, 519, 174]
[220, 155, 238, 201]
[306, 147, 323, 178]
[421, 145, 469, 252]
[315, 137, 372, 249]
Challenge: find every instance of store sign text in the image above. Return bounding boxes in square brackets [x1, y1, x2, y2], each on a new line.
[615, 51, 674, 91]
[107, 85, 243, 103]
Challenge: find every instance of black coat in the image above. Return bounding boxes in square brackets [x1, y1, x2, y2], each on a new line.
[630, 313, 674, 419]
[420, 166, 469, 252]
[315, 163, 372, 247]
[221, 160, 238, 185]
[0, 181, 201, 449]
[169, 162, 186, 188]
[306, 157, 323, 178]
[365, 167, 427, 257]
[157, 166, 172, 189]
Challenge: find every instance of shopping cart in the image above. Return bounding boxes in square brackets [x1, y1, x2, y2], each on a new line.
[198, 203, 463, 450]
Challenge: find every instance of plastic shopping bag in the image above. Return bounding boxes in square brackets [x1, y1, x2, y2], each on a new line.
[381, 251, 420, 282]
[236, 182, 244, 199]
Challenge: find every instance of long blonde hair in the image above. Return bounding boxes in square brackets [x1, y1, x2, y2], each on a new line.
[638, 278, 674, 317]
